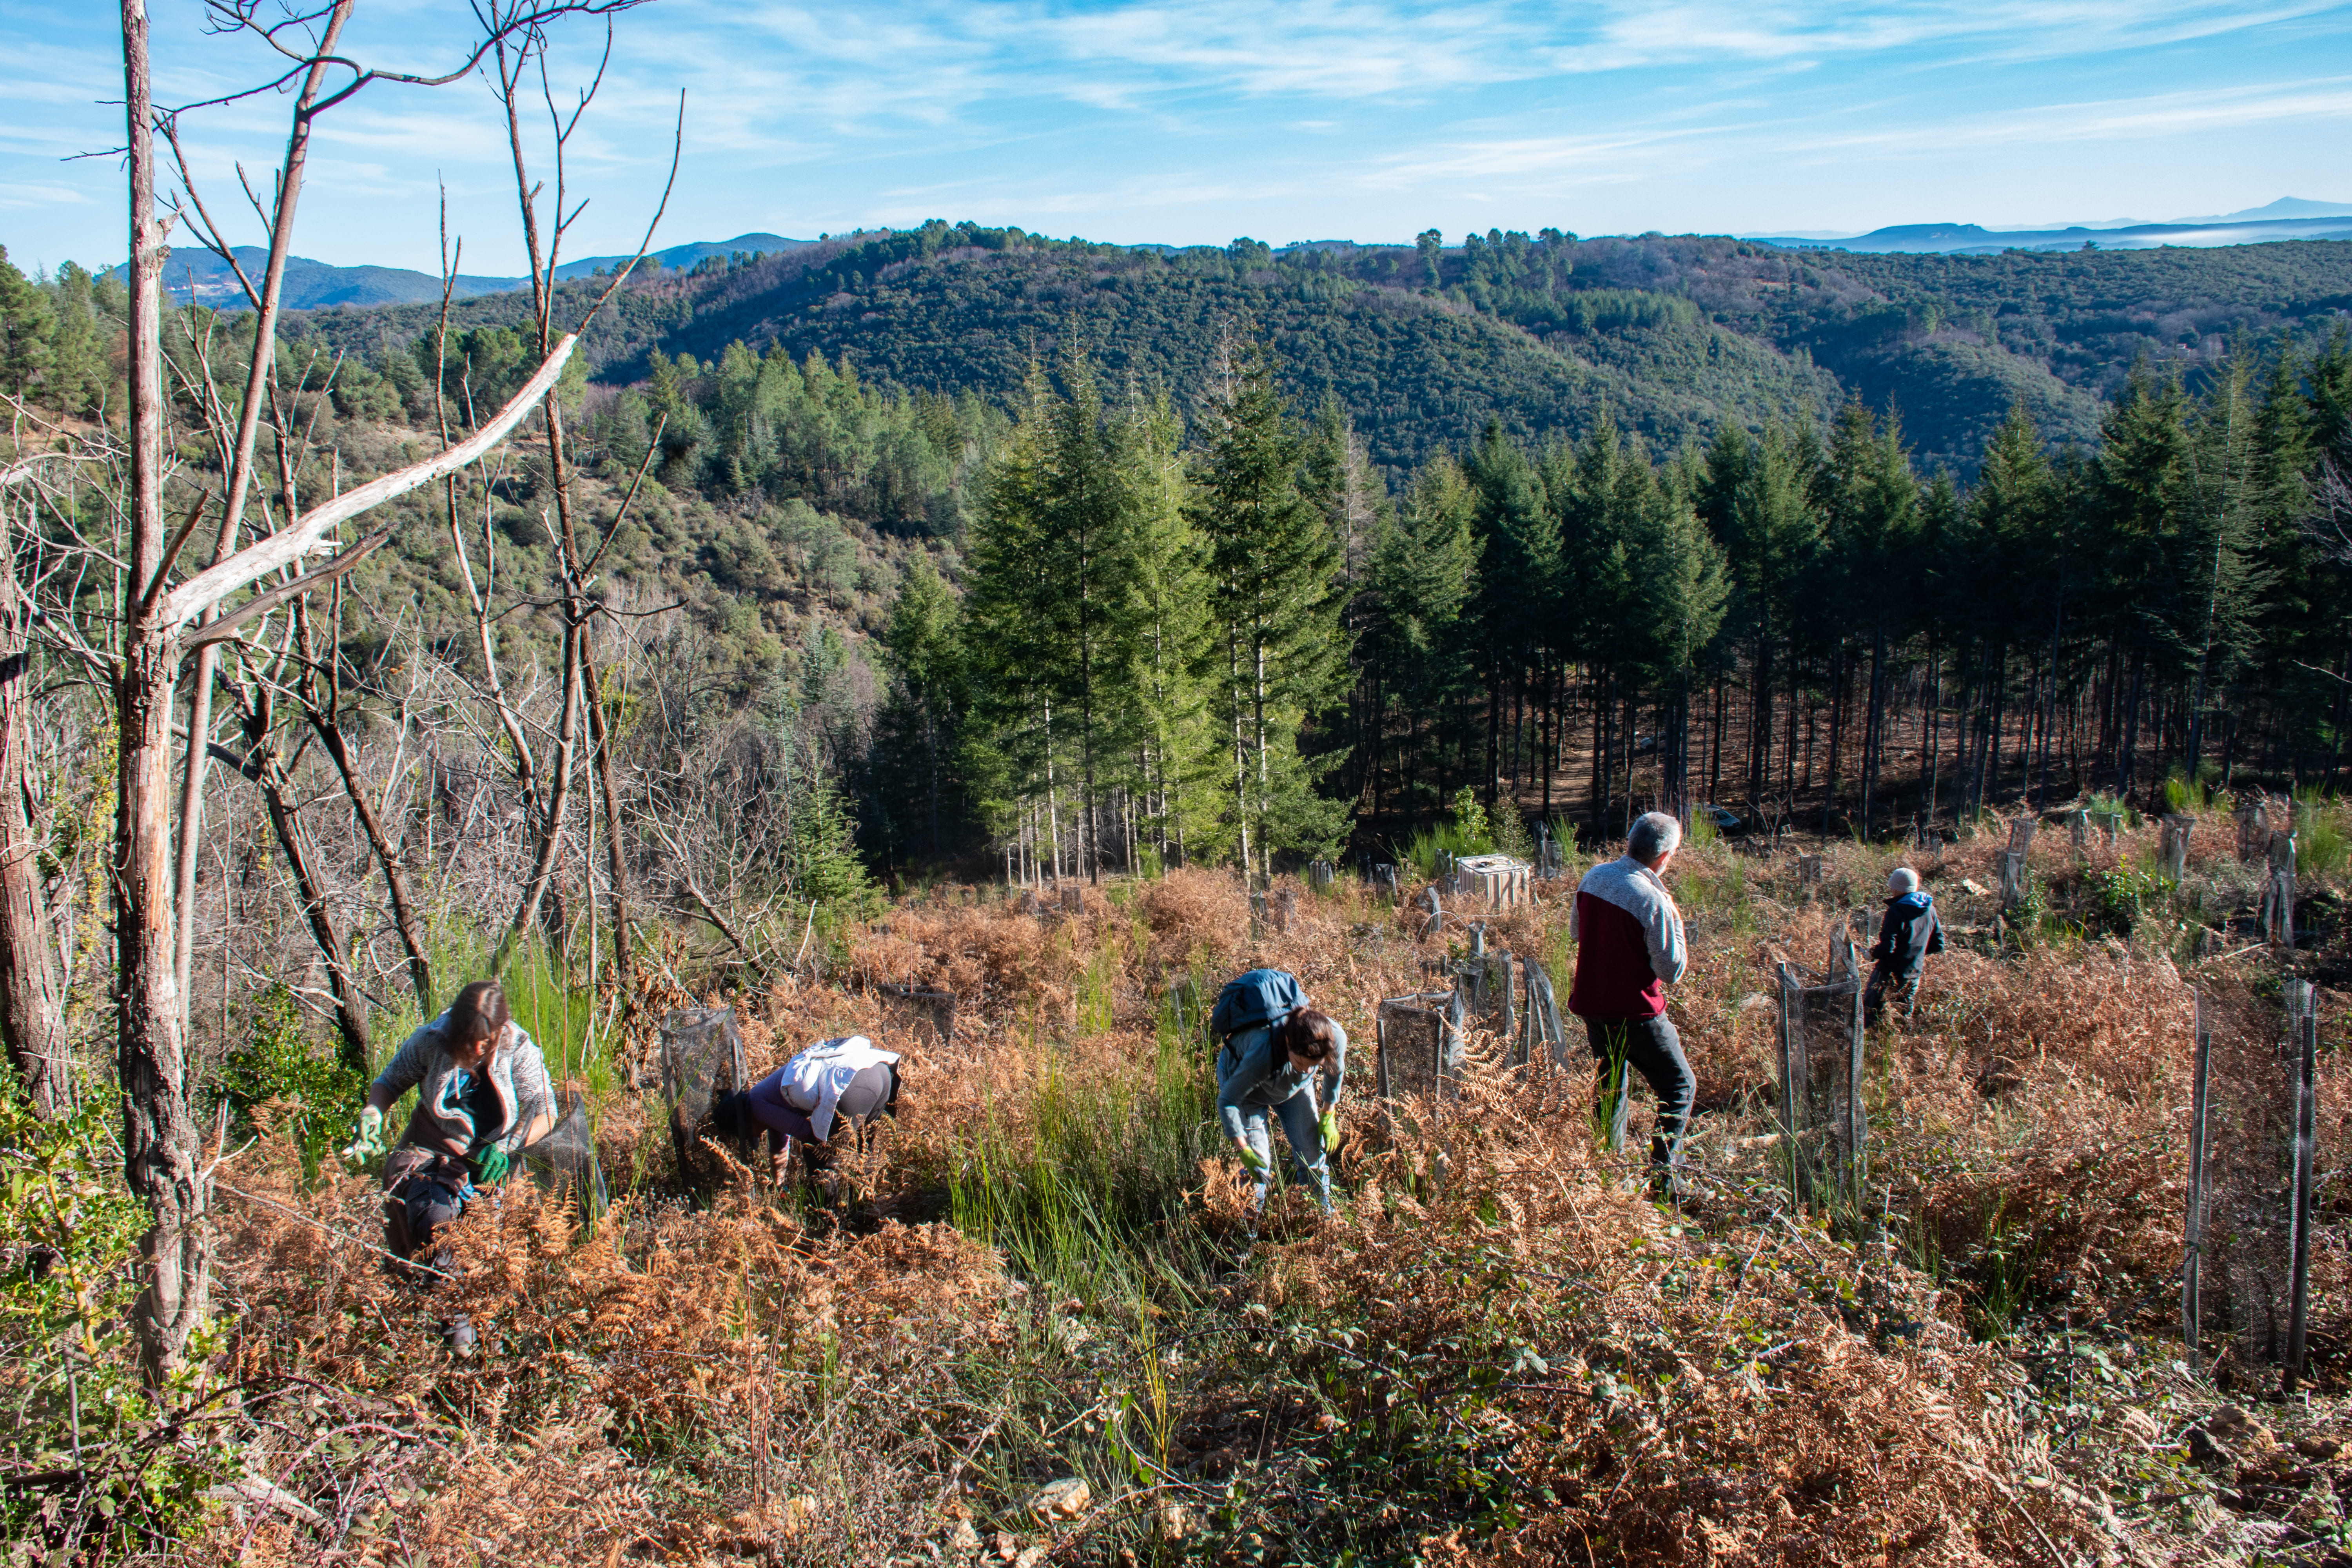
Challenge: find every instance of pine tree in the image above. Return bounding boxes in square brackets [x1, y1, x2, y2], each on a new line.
[1191, 336, 1351, 872]
[878, 555, 964, 862]
[961, 366, 1059, 872]
[1035, 350, 1144, 879]
[1465, 418, 1557, 811]
[0, 245, 53, 401]
[1302, 395, 1392, 806]
[2171, 358, 2274, 772]
[1122, 390, 1226, 866]
[1815, 401, 1920, 828]
[1367, 456, 1479, 821]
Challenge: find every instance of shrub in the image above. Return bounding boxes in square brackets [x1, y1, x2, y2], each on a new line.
[219, 984, 365, 1184]
[2298, 789, 2347, 879]
[0, 1091, 232, 1557]
[2082, 865, 2158, 935]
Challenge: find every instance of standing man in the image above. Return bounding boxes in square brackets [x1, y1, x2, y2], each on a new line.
[1569, 812, 1695, 1194]
[1865, 867, 1944, 1024]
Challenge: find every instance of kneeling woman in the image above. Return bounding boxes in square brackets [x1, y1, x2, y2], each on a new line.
[713, 1034, 902, 1182]
[347, 981, 554, 1345]
[1219, 1008, 1347, 1216]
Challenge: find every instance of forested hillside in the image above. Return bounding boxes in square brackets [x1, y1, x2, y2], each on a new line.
[7, 221, 2352, 878]
[277, 220, 2352, 479]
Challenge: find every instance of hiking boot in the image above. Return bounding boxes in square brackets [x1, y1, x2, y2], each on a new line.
[444, 1314, 476, 1356]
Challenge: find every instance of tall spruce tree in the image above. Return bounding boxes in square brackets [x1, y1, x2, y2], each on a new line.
[1123, 389, 1227, 866]
[1366, 456, 1480, 822]
[1192, 336, 1351, 873]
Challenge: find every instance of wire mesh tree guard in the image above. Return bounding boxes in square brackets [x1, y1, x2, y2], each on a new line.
[520, 1093, 609, 1229]
[661, 1005, 750, 1189]
[1457, 928, 1520, 1061]
[1997, 849, 2029, 913]
[2261, 827, 2298, 947]
[878, 983, 956, 1049]
[1376, 989, 1468, 1104]
[2285, 980, 2321, 1390]
[1776, 932, 1867, 1211]
[2183, 992, 2212, 1369]
[1454, 853, 1533, 911]
[1535, 822, 1565, 880]
[2160, 813, 2194, 880]
[1520, 958, 1571, 1071]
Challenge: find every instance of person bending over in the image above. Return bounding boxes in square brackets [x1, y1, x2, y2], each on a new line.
[711, 1034, 902, 1186]
[1214, 982, 1347, 1218]
[1569, 811, 1695, 1195]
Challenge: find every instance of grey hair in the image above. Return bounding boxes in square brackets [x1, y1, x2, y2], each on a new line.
[1887, 867, 1920, 897]
[1628, 811, 1682, 864]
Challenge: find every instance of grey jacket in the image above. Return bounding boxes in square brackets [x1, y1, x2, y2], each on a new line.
[1216, 1020, 1348, 1142]
[374, 1011, 555, 1158]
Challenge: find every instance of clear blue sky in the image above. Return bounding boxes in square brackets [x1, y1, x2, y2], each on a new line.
[4, 0, 2350, 275]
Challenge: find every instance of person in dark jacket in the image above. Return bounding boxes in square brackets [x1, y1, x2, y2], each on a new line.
[1569, 811, 1694, 1190]
[1866, 868, 1945, 1023]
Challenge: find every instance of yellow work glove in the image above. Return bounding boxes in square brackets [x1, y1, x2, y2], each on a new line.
[1236, 1143, 1270, 1176]
[1319, 1109, 1341, 1151]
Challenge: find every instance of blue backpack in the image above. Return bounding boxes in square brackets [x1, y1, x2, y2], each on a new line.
[1209, 968, 1307, 1043]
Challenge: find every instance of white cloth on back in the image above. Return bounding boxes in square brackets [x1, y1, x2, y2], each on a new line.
[778, 1035, 901, 1142]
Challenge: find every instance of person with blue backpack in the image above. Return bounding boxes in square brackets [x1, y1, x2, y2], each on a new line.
[1209, 968, 1347, 1218]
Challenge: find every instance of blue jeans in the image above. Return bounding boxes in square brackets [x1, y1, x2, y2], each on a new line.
[1236, 1089, 1332, 1213]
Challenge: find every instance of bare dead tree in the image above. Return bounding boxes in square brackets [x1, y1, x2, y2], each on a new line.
[478, 12, 682, 1016]
[87, 0, 653, 1376]
[299, 578, 435, 1018]
[158, 0, 354, 1030]
[220, 607, 376, 1070]
[0, 478, 66, 1113]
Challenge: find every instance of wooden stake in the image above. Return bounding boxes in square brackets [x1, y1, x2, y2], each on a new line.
[2183, 991, 2211, 1369]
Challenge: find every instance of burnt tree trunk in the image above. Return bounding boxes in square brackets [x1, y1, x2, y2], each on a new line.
[118, 0, 209, 1381]
[0, 543, 63, 1114]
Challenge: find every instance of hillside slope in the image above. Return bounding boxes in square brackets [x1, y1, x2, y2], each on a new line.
[288, 223, 2352, 477]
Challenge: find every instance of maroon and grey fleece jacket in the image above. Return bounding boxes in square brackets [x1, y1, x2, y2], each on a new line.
[1567, 855, 1688, 1020]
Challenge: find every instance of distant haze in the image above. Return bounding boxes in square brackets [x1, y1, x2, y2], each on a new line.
[5, 2, 2352, 274]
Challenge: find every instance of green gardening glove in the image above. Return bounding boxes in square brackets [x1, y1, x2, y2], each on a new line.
[1319, 1110, 1341, 1151]
[342, 1105, 385, 1166]
[1236, 1143, 1270, 1176]
[470, 1144, 511, 1186]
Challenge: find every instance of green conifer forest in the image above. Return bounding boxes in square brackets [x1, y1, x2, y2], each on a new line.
[8, 225, 2352, 873]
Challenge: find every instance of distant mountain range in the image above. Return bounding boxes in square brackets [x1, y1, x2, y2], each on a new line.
[144, 232, 813, 310]
[110, 198, 2352, 310]
[1745, 198, 2352, 254]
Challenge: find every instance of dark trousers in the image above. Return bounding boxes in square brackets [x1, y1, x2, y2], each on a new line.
[1581, 1014, 1695, 1169]
[753, 1063, 900, 1180]
[1863, 961, 1920, 1024]
[382, 1146, 477, 1285]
